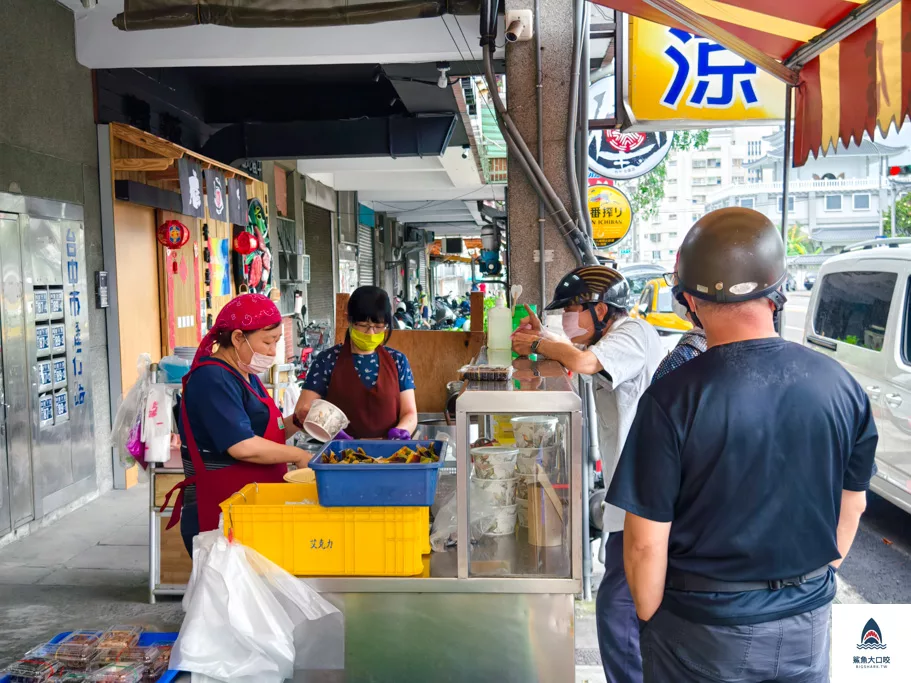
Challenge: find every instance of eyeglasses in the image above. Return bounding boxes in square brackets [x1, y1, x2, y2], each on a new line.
[352, 322, 388, 333]
[664, 272, 679, 287]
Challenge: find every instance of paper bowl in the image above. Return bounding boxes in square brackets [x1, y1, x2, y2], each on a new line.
[283, 467, 316, 484]
[516, 473, 537, 500]
[472, 476, 518, 506]
[487, 504, 518, 536]
[516, 446, 558, 474]
[471, 446, 518, 480]
[510, 416, 559, 448]
[303, 399, 349, 442]
[517, 498, 529, 527]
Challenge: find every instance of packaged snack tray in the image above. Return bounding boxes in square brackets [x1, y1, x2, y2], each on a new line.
[86, 664, 145, 683]
[4, 658, 65, 683]
[91, 647, 161, 672]
[96, 628, 142, 650]
[25, 642, 96, 670]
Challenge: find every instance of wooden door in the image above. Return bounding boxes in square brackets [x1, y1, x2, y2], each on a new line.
[113, 201, 162, 393]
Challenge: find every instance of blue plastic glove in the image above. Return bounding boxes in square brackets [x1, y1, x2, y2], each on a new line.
[387, 428, 412, 440]
[335, 429, 353, 441]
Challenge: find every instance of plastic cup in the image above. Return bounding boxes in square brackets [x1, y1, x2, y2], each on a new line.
[510, 416, 559, 448]
[516, 472, 537, 500]
[471, 476, 518, 506]
[517, 498, 529, 527]
[471, 446, 518, 480]
[487, 503, 518, 536]
[304, 399, 349, 442]
[516, 446, 558, 474]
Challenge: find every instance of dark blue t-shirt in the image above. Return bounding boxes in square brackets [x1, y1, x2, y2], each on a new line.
[606, 337, 878, 625]
[178, 358, 272, 457]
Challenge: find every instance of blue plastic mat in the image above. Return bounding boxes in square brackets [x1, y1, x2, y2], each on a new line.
[308, 439, 448, 506]
[1, 631, 180, 683]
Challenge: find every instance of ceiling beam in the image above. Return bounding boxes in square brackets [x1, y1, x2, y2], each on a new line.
[784, 0, 900, 69]
[640, 0, 799, 86]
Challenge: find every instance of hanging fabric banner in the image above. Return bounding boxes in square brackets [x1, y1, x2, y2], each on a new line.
[205, 169, 228, 223]
[178, 158, 205, 219]
[227, 177, 248, 226]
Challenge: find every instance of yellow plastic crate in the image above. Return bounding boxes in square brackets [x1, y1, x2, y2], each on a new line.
[221, 482, 429, 577]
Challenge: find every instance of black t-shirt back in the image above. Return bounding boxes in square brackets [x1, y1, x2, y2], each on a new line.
[606, 337, 878, 624]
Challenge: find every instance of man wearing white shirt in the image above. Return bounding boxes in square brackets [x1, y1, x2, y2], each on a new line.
[513, 265, 663, 683]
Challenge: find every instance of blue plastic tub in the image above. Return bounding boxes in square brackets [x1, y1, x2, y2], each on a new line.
[0, 631, 181, 683]
[308, 439, 448, 507]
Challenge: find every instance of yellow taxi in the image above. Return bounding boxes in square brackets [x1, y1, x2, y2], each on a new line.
[630, 278, 692, 341]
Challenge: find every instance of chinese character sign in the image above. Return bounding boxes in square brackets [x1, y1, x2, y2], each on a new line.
[629, 18, 784, 123]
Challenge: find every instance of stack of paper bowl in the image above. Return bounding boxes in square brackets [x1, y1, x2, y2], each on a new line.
[471, 446, 519, 536]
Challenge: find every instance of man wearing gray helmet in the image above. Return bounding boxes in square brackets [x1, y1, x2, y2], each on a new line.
[606, 208, 877, 682]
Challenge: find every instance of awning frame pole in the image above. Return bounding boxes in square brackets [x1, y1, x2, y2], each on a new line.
[781, 83, 793, 339]
[784, 0, 900, 69]
[781, 84, 793, 247]
[639, 0, 799, 85]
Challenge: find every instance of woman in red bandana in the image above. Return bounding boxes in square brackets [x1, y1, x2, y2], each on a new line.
[161, 293, 311, 555]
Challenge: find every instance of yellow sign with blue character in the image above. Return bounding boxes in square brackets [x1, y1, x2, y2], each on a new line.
[629, 17, 784, 125]
[588, 185, 632, 248]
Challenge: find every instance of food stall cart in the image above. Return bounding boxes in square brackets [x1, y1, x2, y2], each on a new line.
[244, 352, 581, 682]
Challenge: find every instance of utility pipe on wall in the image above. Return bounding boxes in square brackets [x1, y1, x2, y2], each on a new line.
[535, 0, 547, 312]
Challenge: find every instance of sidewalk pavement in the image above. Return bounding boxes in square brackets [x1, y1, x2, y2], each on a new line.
[0, 484, 183, 667]
[0, 483, 609, 681]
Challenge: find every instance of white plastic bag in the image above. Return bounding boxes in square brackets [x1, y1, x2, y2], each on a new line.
[111, 353, 152, 453]
[430, 485, 497, 552]
[172, 531, 344, 683]
[142, 384, 173, 463]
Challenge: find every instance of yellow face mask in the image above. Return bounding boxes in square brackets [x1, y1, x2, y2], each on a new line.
[350, 328, 385, 352]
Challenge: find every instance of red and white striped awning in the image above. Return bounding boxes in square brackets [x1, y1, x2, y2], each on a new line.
[592, 0, 911, 165]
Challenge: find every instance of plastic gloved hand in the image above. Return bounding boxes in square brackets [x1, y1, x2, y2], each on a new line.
[334, 429, 353, 441]
[387, 428, 412, 440]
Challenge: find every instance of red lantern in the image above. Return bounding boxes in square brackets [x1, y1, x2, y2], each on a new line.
[234, 231, 259, 255]
[157, 220, 190, 250]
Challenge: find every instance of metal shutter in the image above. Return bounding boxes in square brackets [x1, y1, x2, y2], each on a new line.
[357, 224, 374, 287]
[418, 249, 428, 292]
[304, 203, 334, 324]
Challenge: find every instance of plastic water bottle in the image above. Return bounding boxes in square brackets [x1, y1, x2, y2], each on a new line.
[488, 293, 512, 351]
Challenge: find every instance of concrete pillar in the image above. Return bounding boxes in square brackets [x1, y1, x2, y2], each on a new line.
[505, 0, 580, 311]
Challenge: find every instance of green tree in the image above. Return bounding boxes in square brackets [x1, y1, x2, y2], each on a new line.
[625, 130, 710, 219]
[882, 192, 911, 237]
[786, 223, 820, 256]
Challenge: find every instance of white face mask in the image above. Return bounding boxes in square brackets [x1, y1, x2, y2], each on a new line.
[672, 295, 690, 323]
[236, 335, 275, 374]
[562, 311, 588, 341]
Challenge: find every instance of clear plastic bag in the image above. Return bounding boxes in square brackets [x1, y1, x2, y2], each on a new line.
[430, 485, 498, 552]
[172, 531, 344, 683]
[111, 354, 152, 458]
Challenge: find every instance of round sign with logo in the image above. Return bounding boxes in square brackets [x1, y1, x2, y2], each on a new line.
[588, 75, 674, 180]
[587, 185, 632, 248]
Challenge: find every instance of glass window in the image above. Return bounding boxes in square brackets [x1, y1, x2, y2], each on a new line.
[668, 213, 677, 220]
[813, 271, 896, 350]
[657, 288, 675, 313]
[778, 196, 795, 212]
[649, 233, 660, 243]
[903, 277, 911, 366]
[825, 195, 842, 211]
[639, 285, 653, 312]
[739, 197, 755, 209]
[652, 250, 662, 260]
[853, 194, 871, 210]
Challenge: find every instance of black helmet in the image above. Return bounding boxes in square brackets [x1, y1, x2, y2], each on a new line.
[545, 266, 630, 311]
[673, 208, 786, 304]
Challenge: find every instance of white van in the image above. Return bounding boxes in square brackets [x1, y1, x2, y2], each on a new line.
[803, 239, 911, 514]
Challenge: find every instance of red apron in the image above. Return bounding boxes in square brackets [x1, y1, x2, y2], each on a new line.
[161, 360, 287, 532]
[325, 340, 401, 439]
